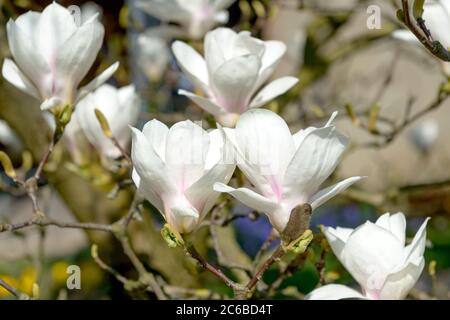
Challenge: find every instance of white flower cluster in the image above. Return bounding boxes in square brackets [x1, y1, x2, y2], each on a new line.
[1, 2, 430, 301]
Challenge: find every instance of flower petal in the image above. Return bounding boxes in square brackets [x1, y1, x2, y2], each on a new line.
[204, 27, 238, 74]
[76, 62, 119, 102]
[186, 129, 235, 217]
[235, 109, 295, 200]
[282, 126, 349, 208]
[142, 119, 169, 161]
[210, 55, 261, 113]
[380, 257, 424, 300]
[305, 284, 365, 300]
[340, 222, 405, 291]
[172, 41, 209, 90]
[324, 226, 354, 259]
[130, 126, 177, 205]
[250, 76, 298, 108]
[132, 169, 164, 213]
[2, 58, 40, 99]
[309, 176, 365, 209]
[35, 2, 77, 60]
[55, 17, 104, 90]
[178, 89, 223, 116]
[6, 19, 50, 93]
[375, 212, 407, 246]
[214, 183, 278, 214]
[404, 217, 430, 262]
[185, 162, 235, 218]
[40, 97, 63, 110]
[165, 120, 209, 190]
[256, 40, 286, 87]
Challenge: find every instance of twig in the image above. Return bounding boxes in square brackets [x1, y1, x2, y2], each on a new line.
[0, 278, 30, 300]
[399, 0, 450, 61]
[0, 217, 113, 233]
[245, 245, 286, 293]
[185, 243, 242, 292]
[91, 245, 129, 285]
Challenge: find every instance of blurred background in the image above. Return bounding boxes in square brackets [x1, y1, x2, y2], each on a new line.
[0, 0, 448, 299]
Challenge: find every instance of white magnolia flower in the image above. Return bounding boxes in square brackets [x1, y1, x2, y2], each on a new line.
[172, 28, 298, 127]
[306, 212, 429, 300]
[2, 2, 119, 111]
[131, 120, 236, 234]
[137, 0, 235, 39]
[137, 33, 170, 82]
[214, 109, 363, 234]
[393, 0, 450, 74]
[75, 84, 140, 159]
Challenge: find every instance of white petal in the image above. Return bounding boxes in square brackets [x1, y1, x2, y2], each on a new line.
[55, 17, 104, 90]
[205, 128, 235, 170]
[142, 119, 169, 161]
[214, 182, 278, 214]
[210, 55, 261, 113]
[404, 218, 430, 262]
[204, 27, 238, 73]
[375, 212, 407, 246]
[2, 58, 40, 99]
[309, 176, 365, 209]
[235, 109, 295, 200]
[171, 205, 199, 218]
[340, 222, 405, 291]
[380, 257, 424, 300]
[282, 126, 349, 208]
[165, 120, 209, 189]
[76, 62, 119, 102]
[132, 169, 164, 213]
[13, 11, 40, 39]
[36, 2, 77, 60]
[172, 41, 209, 89]
[40, 96, 63, 110]
[130, 126, 177, 206]
[305, 284, 365, 300]
[250, 76, 298, 108]
[185, 161, 235, 218]
[178, 89, 223, 116]
[324, 226, 354, 260]
[76, 90, 110, 155]
[257, 40, 286, 87]
[6, 19, 50, 93]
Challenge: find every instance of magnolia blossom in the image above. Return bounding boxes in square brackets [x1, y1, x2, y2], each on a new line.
[131, 120, 235, 234]
[214, 109, 363, 234]
[393, 0, 450, 74]
[137, 33, 170, 82]
[74, 84, 140, 159]
[172, 28, 298, 126]
[306, 213, 429, 300]
[137, 0, 235, 39]
[2, 2, 119, 111]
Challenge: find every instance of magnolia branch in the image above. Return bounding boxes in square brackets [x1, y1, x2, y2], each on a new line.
[399, 0, 450, 61]
[0, 278, 30, 300]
